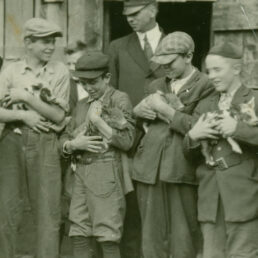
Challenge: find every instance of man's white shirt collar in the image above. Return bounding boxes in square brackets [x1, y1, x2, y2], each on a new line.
[137, 23, 162, 53]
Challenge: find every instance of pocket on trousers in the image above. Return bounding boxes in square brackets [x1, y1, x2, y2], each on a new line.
[84, 162, 116, 197]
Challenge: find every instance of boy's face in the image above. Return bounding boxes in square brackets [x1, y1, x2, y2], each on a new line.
[27, 36, 56, 62]
[79, 74, 110, 100]
[205, 55, 237, 93]
[66, 51, 84, 71]
[162, 54, 190, 80]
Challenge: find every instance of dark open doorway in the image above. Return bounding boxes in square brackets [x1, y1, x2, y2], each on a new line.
[104, 1, 213, 69]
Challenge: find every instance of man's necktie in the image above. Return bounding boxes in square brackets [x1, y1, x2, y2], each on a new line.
[143, 34, 153, 61]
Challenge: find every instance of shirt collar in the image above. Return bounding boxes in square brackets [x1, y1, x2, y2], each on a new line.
[137, 23, 161, 42]
[171, 66, 196, 85]
[86, 86, 111, 104]
[220, 84, 241, 99]
[20, 59, 54, 75]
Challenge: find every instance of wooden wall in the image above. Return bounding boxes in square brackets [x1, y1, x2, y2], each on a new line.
[212, 0, 258, 88]
[0, 0, 104, 66]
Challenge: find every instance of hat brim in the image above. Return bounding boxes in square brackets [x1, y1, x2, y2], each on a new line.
[72, 70, 105, 79]
[123, 5, 146, 15]
[24, 31, 63, 38]
[151, 54, 179, 65]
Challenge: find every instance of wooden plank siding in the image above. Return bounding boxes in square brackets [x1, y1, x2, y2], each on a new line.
[213, 0, 258, 31]
[0, 0, 4, 57]
[0, 0, 104, 63]
[212, 0, 258, 88]
[5, 0, 33, 61]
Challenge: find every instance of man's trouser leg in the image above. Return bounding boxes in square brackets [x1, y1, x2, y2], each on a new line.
[24, 130, 61, 258]
[137, 181, 199, 258]
[0, 131, 24, 258]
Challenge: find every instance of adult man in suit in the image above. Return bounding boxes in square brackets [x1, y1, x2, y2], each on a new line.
[108, 1, 165, 257]
[185, 42, 258, 257]
[109, 0, 164, 106]
[133, 32, 213, 258]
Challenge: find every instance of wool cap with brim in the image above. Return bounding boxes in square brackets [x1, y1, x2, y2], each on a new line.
[152, 31, 195, 64]
[208, 42, 243, 59]
[123, 0, 156, 15]
[23, 18, 62, 38]
[72, 51, 109, 79]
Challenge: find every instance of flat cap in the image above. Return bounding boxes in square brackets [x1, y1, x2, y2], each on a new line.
[152, 31, 195, 65]
[73, 51, 109, 79]
[24, 18, 62, 38]
[208, 42, 243, 59]
[123, 0, 156, 15]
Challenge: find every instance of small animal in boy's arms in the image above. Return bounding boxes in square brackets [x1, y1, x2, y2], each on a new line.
[201, 97, 258, 166]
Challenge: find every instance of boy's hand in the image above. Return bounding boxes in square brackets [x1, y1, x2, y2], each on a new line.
[70, 134, 103, 153]
[215, 115, 237, 137]
[21, 110, 49, 133]
[133, 99, 156, 120]
[189, 114, 220, 141]
[88, 101, 102, 124]
[3, 88, 30, 106]
[147, 92, 168, 113]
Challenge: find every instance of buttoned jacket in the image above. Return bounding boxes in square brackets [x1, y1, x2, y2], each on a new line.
[132, 69, 213, 184]
[184, 86, 258, 222]
[108, 32, 165, 106]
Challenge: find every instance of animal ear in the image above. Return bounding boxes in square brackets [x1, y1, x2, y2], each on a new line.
[248, 97, 255, 109]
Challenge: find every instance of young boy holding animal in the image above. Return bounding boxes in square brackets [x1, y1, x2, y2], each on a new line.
[132, 31, 214, 258]
[59, 51, 135, 258]
[184, 42, 258, 257]
[0, 18, 70, 258]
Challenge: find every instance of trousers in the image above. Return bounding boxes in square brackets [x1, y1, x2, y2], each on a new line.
[0, 127, 62, 258]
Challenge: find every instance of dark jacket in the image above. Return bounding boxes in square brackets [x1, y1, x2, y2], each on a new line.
[132, 69, 213, 185]
[108, 32, 165, 106]
[184, 85, 258, 222]
[68, 78, 78, 115]
[60, 86, 135, 154]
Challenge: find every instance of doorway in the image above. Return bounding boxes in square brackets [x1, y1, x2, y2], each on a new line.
[104, 1, 213, 69]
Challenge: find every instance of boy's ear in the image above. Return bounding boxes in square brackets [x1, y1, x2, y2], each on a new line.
[233, 63, 242, 75]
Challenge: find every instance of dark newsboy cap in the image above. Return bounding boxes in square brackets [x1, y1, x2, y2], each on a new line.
[23, 18, 62, 38]
[123, 0, 156, 15]
[152, 31, 195, 65]
[208, 42, 243, 59]
[73, 51, 109, 79]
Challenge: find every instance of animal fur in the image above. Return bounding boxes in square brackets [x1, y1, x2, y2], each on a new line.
[201, 97, 258, 166]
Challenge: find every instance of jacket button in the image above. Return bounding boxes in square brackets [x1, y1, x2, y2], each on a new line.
[86, 158, 92, 164]
[217, 146, 222, 151]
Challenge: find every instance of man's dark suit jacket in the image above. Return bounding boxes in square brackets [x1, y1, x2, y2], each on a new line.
[108, 32, 165, 106]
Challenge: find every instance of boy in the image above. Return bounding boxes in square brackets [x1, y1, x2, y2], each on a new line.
[60, 51, 135, 258]
[132, 32, 213, 258]
[0, 18, 70, 258]
[185, 42, 258, 257]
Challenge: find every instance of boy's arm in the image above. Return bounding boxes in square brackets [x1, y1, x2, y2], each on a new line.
[98, 92, 135, 151]
[4, 64, 70, 124]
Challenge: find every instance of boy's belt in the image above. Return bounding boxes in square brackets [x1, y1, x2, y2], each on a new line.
[76, 151, 117, 165]
[211, 152, 252, 170]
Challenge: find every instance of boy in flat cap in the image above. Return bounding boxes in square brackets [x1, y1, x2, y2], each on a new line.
[0, 18, 70, 258]
[132, 31, 213, 258]
[59, 51, 135, 258]
[184, 42, 258, 257]
[108, 1, 165, 256]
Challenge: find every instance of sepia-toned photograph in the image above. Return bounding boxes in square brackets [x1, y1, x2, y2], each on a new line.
[0, 0, 258, 258]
